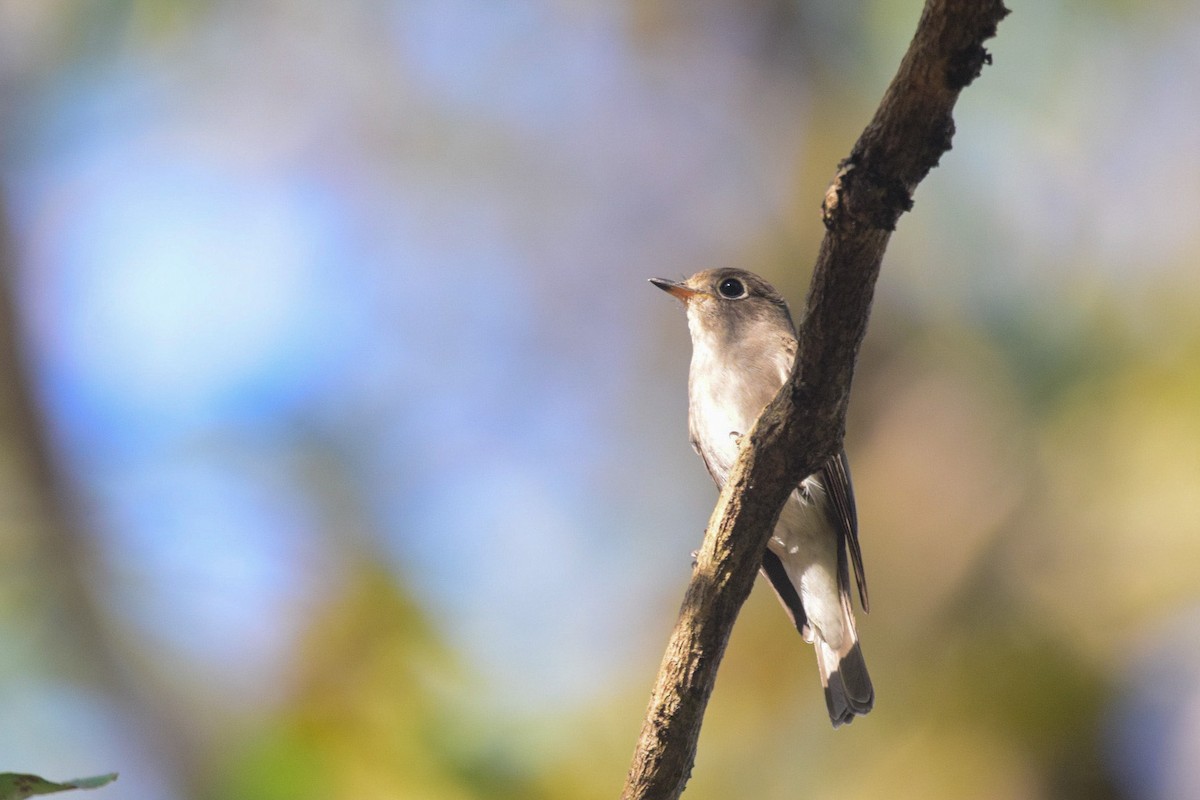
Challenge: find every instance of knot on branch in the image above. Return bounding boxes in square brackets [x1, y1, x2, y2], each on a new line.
[946, 43, 994, 90]
[946, 5, 1010, 89]
[821, 159, 914, 233]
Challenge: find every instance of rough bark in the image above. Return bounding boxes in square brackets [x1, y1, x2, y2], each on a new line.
[621, 2, 1009, 798]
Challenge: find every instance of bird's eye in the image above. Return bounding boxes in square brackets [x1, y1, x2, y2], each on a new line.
[717, 277, 746, 299]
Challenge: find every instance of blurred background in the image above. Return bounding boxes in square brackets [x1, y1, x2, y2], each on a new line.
[1, 1, 1198, 798]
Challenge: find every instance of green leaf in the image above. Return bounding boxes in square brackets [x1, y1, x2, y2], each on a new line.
[0, 773, 118, 800]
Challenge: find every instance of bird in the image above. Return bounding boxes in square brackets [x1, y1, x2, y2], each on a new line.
[650, 267, 873, 726]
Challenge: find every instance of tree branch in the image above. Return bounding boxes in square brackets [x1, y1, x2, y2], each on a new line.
[622, 2, 1008, 798]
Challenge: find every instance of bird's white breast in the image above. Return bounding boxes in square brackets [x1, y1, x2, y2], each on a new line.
[685, 320, 791, 486]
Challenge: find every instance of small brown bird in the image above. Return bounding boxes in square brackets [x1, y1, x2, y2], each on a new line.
[651, 268, 873, 726]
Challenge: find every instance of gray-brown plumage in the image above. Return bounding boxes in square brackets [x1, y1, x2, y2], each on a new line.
[651, 268, 873, 726]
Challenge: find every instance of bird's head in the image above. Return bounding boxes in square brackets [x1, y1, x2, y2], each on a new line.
[650, 268, 795, 346]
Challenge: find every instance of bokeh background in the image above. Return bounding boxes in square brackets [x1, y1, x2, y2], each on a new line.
[2, 1, 1199, 798]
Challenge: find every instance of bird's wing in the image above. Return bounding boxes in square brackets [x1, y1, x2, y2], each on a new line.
[779, 335, 868, 611]
[760, 548, 812, 639]
[822, 449, 869, 613]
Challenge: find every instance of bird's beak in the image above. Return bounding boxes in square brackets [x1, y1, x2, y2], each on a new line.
[649, 277, 699, 303]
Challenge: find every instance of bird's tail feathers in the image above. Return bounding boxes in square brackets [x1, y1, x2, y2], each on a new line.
[815, 596, 874, 727]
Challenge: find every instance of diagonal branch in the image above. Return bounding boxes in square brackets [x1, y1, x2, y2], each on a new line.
[622, 2, 1009, 798]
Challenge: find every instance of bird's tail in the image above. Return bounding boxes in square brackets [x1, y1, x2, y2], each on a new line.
[814, 593, 873, 727]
